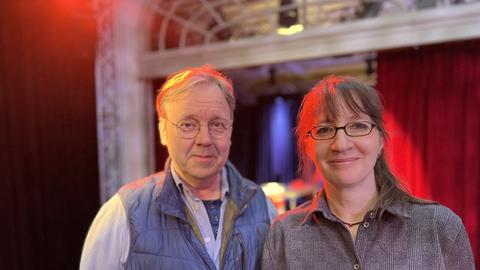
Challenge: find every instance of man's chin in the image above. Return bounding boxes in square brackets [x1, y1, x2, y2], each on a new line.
[187, 166, 221, 180]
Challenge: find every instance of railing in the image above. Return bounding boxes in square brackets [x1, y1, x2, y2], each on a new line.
[146, 0, 480, 52]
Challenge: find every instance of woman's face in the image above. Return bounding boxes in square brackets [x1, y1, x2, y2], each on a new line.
[305, 102, 383, 189]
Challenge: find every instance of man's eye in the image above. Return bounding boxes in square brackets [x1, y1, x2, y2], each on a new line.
[211, 121, 227, 129]
[179, 121, 198, 130]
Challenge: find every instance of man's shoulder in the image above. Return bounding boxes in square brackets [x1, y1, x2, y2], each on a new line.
[118, 171, 167, 200]
[121, 171, 166, 189]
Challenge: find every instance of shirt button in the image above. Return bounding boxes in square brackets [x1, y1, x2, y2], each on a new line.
[205, 237, 211, 243]
[369, 211, 375, 218]
[353, 263, 360, 270]
[363, 222, 370, 228]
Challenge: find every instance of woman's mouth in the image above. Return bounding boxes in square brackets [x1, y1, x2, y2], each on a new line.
[329, 157, 358, 165]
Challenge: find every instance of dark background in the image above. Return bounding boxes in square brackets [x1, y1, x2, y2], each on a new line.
[1, 1, 99, 268]
[2, 0, 479, 269]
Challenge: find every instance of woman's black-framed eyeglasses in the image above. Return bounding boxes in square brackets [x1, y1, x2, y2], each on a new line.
[307, 121, 376, 140]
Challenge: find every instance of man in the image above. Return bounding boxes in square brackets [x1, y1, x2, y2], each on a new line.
[80, 65, 276, 270]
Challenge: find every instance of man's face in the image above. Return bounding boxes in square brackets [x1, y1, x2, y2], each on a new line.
[160, 82, 232, 185]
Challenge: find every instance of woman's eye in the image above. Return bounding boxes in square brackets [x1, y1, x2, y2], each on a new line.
[316, 126, 334, 134]
[350, 122, 369, 130]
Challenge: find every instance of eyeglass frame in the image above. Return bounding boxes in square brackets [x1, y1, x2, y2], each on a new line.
[160, 117, 233, 139]
[306, 121, 377, 140]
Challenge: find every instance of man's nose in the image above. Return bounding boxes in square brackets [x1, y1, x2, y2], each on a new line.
[194, 125, 213, 144]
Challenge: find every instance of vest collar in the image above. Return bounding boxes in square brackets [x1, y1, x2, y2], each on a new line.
[153, 169, 189, 223]
[152, 159, 258, 222]
[224, 160, 257, 211]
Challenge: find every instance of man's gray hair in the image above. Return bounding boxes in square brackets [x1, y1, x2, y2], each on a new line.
[156, 65, 235, 119]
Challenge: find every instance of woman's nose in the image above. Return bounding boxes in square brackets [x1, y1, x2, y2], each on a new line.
[330, 129, 353, 152]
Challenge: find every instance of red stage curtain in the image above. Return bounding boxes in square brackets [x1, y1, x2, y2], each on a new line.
[377, 39, 480, 266]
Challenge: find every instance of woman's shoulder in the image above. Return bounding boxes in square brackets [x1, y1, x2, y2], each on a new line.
[271, 199, 315, 228]
[407, 201, 473, 265]
[409, 201, 458, 216]
[404, 201, 465, 230]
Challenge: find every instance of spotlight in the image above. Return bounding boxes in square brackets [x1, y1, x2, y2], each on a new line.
[277, 0, 303, 36]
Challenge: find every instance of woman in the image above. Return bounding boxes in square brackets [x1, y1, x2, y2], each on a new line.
[261, 76, 475, 269]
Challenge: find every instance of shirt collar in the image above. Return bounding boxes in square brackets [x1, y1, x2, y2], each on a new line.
[300, 190, 334, 225]
[382, 201, 412, 218]
[300, 189, 411, 225]
[170, 163, 230, 200]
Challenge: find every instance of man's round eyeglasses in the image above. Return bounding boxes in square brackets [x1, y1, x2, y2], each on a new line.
[307, 121, 376, 140]
[161, 117, 232, 139]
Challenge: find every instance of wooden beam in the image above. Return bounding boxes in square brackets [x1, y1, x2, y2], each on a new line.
[139, 2, 480, 78]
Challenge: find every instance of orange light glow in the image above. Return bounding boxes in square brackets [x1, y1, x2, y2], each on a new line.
[384, 111, 431, 199]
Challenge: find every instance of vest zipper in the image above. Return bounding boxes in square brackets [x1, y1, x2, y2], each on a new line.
[234, 233, 246, 270]
[182, 221, 216, 270]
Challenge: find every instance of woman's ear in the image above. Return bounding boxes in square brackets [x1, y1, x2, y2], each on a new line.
[305, 138, 317, 166]
[377, 136, 384, 160]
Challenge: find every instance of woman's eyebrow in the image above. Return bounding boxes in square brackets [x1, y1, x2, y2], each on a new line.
[346, 113, 368, 121]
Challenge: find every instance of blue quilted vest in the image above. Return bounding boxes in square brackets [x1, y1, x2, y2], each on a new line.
[118, 161, 271, 270]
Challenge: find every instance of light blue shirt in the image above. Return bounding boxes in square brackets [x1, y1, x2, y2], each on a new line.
[79, 167, 277, 270]
[170, 165, 230, 269]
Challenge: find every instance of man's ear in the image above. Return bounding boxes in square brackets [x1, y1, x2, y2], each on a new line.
[159, 121, 167, 146]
